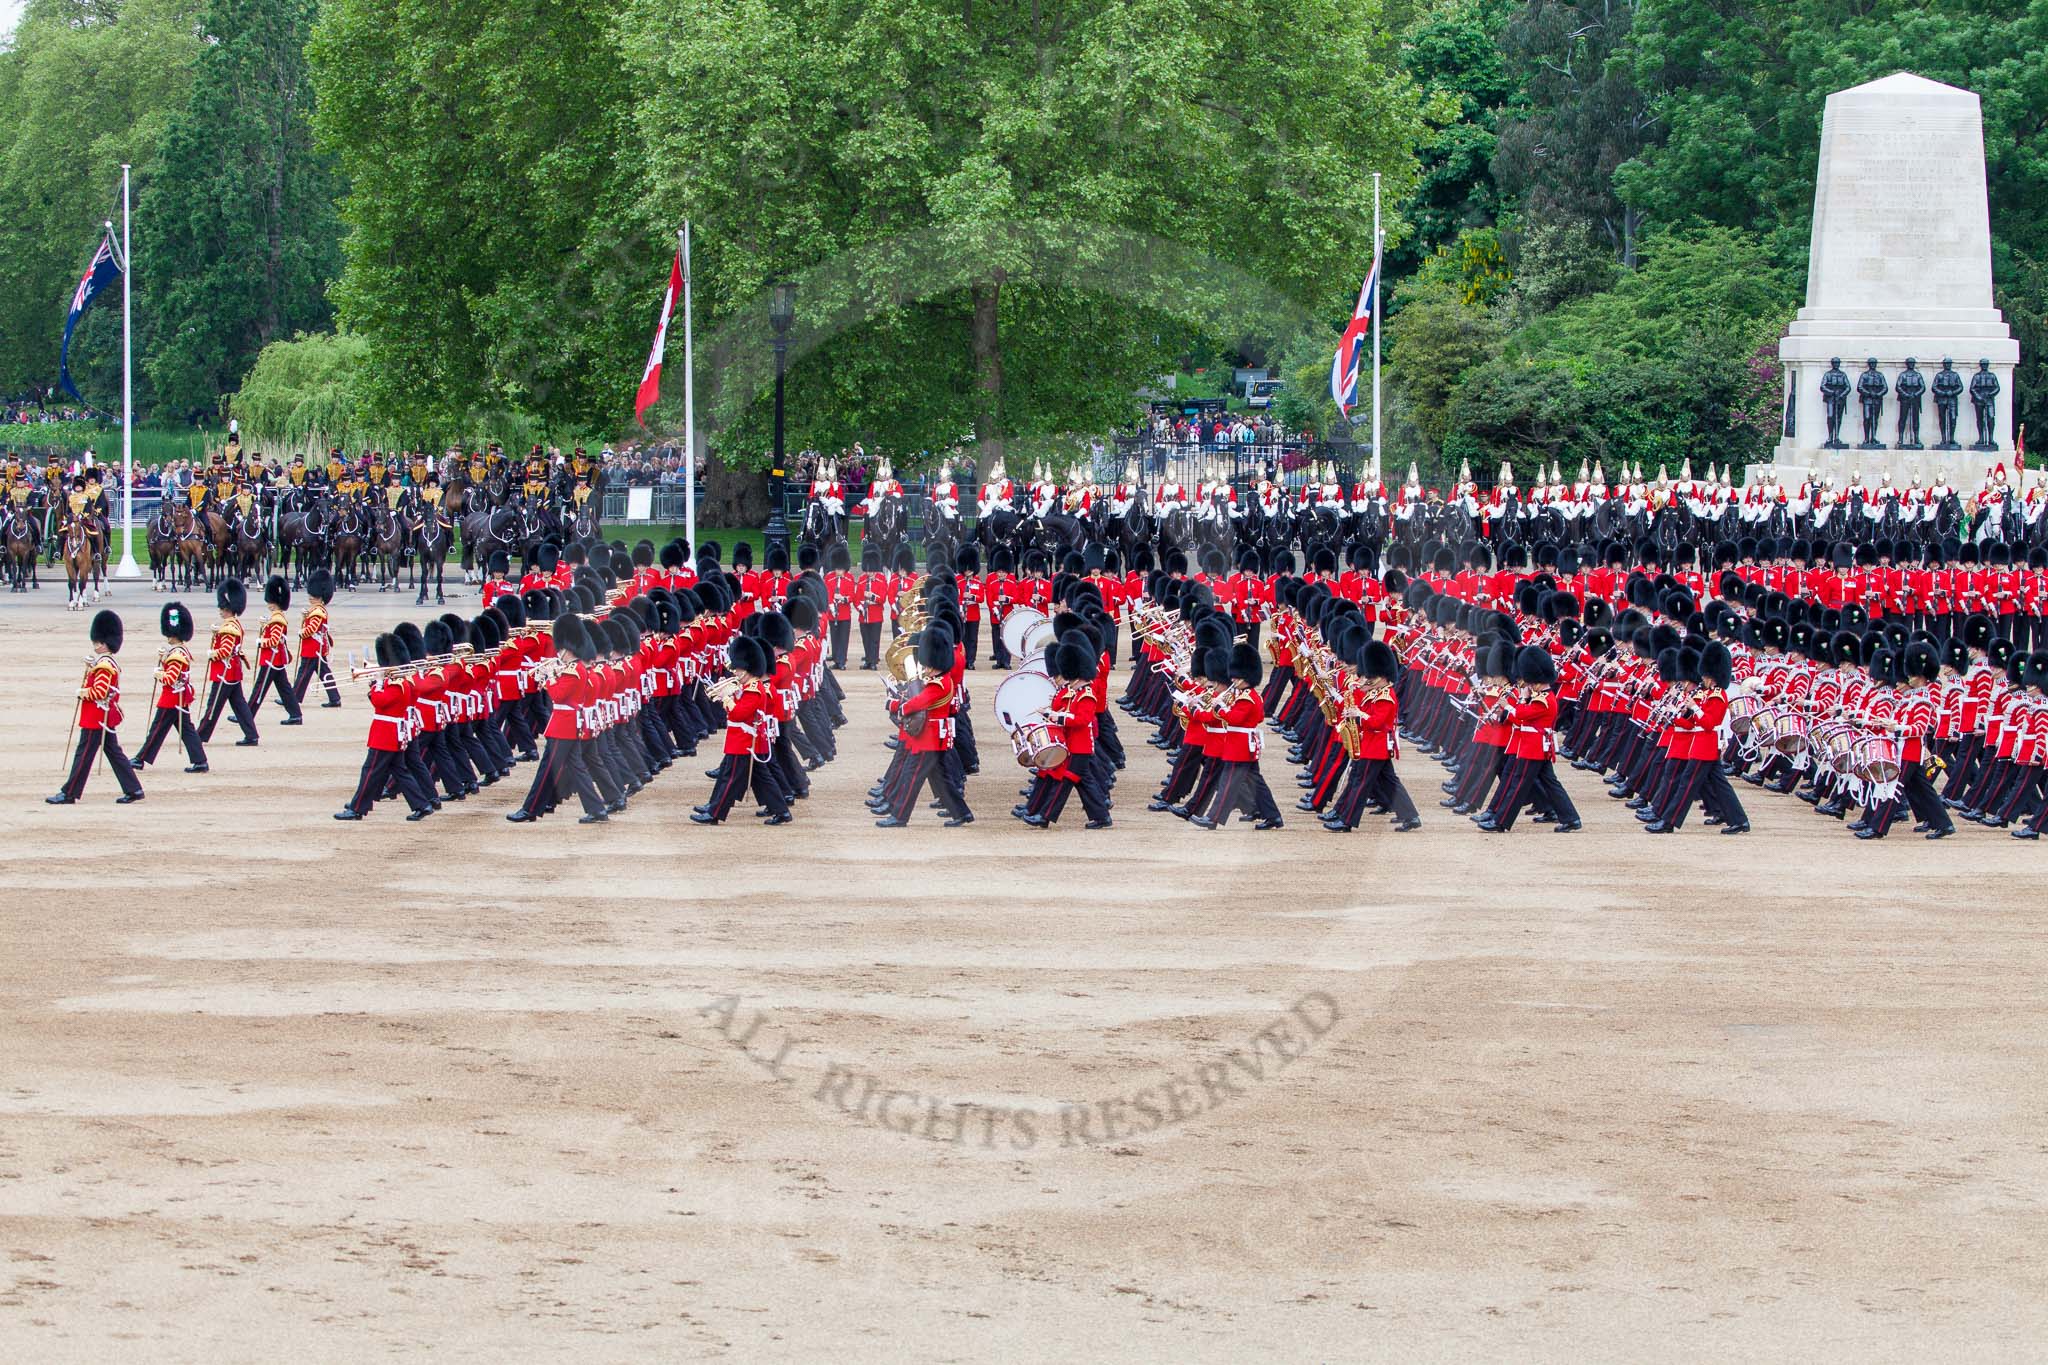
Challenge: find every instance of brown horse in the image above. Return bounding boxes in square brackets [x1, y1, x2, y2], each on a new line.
[177, 501, 210, 591]
[62, 518, 99, 609]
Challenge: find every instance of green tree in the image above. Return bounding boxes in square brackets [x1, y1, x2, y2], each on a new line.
[0, 0, 202, 401]
[1394, 0, 1520, 272]
[141, 0, 343, 419]
[1386, 271, 1501, 458]
[1491, 0, 1651, 265]
[308, 0, 643, 436]
[617, 0, 1433, 468]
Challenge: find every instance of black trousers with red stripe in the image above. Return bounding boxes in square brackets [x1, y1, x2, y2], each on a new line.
[519, 736, 606, 818]
[1329, 756, 1419, 829]
[1489, 755, 1577, 831]
[135, 705, 206, 768]
[60, 727, 142, 800]
[345, 747, 433, 816]
[292, 655, 341, 706]
[249, 663, 304, 721]
[1204, 758, 1281, 826]
[198, 680, 258, 744]
[703, 751, 787, 821]
[882, 748, 970, 823]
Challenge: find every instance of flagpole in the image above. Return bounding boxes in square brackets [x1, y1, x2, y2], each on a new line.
[1370, 171, 1382, 488]
[114, 164, 139, 579]
[681, 222, 696, 552]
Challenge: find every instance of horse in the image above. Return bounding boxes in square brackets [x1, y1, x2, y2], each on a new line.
[4, 504, 38, 592]
[413, 507, 452, 605]
[61, 518, 99, 609]
[201, 506, 236, 586]
[864, 493, 911, 570]
[277, 492, 332, 588]
[369, 500, 408, 591]
[800, 498, 848, 563]
[175, 502, 210, 592]
[147, 498, 181, 589]
[331, 499, 367, 589]
[232, 504, 270, 582]
[922, 503, 964, 568]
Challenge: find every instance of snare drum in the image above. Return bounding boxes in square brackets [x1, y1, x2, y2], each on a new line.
[1728, 692, 1763, 737]
[1853, 735, 1902, 786]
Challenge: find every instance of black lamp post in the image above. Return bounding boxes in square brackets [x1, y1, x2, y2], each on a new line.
[765, 280, 796, 562]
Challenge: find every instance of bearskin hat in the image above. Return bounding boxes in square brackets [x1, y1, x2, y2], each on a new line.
[303, 567, 334, 602]
[535, 542, 560, 573]
[721, 634, 764, 678]
[1358, 638, 1398, 681]
[1583, 626, 1615, 658]
[783, 597, 820, 634]
[216, 578, 247, 614]
[89, 608, 122, 653]
[160, 601, 194, 642]
[1515, 644, 1557, 687]
[393, 620, 425, 662]
[1228, 641, 1263, 686]
[753, 610, 793, 653]
[371, 632, 403, 668]
[1043, 637, 1088, 683]
[423, 619, 454, 655]
[909, 627, 950, 673]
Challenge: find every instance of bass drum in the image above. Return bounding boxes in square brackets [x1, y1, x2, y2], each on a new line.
[993, 669, 1067, 770]
[1001, 607, 1048, 660]
[1020, 617, 1060, 659]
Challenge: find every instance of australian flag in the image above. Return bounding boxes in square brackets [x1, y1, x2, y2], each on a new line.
[60, 230, 122, 402]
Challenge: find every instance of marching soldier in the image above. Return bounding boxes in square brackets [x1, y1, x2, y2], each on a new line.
[133, 602, 208, 774]
[873, 627, 972, 827]
[248, 576, 306, 724]
[690, 634, 790, 825]
[334, 632, 436, 821]
[292, 569, 342, 707]
[197, 578, 260, 747]
[49, 609, 145, 805]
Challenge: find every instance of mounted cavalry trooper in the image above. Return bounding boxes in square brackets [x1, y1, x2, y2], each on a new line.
[977, 458, 1016, 518]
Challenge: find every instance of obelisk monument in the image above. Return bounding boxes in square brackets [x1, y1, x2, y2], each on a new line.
[1763, 72, 2020, 489]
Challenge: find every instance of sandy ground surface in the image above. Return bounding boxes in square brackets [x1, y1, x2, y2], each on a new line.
[1, 579, 2044, 1362]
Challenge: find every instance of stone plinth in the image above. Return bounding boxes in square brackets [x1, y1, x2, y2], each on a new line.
[1758, 72, 2020, 490]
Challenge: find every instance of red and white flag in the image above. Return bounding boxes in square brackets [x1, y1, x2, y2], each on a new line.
[635, 249, 683, 425]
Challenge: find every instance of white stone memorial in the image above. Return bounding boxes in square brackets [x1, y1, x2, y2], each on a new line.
[1761, 72, 2022, 490]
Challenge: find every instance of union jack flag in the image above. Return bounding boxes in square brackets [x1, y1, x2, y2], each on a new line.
[1329, 253, 1379, 417]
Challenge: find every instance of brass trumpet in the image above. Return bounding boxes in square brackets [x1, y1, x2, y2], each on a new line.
[703, 673, 750, 707]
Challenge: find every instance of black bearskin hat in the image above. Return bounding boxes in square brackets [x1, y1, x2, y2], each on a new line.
[1053, 639, 1097, 682]
[1229, 641, 1263, 687]
[727, 634, 770, 677]
[373, 633, 404, 669]
[393, 620, 425, 662]
[916, 629, 956, 673]
[1514, 644, 1556, 687]
[423, 619, 454, 655]
[306, 568, 335, 601]
[756, 610, 796, 653]
[216, 578, 247, 614]
[90, 609, 122, 653]
[160, 601, 194, 642]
